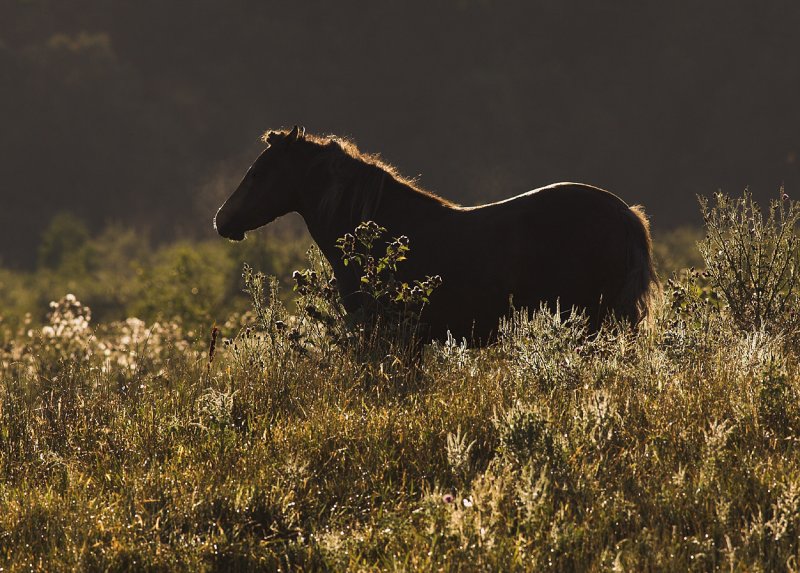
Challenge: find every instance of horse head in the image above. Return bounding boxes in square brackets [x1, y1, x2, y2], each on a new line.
[214, 125, 306, 240]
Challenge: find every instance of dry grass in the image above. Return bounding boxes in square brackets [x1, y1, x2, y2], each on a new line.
[3, 192, 800, 571]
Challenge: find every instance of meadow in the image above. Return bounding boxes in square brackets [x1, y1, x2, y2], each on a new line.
[3, 192, 800, 571]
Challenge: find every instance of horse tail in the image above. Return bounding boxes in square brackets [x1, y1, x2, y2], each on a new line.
[616, 204, 660, 326]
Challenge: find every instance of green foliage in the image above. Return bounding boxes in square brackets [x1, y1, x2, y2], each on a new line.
[37, 212, 90, 271]
[1, 214, 308, 334]
[6, 194, 800, 570]
[131, 241, 234, 332]
[298, 223, 438, 383]
[337, 221, 442, 314]
[652, 225, 705, 278]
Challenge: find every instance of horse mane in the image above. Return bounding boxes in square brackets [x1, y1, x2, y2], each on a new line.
[261, 129, 458, 211]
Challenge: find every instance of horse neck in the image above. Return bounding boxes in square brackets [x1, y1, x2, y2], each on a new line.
[299, 160, 387, 249]
[298, 157, 447, 278]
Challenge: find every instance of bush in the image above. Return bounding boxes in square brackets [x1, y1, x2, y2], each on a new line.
[698, 189, 800, 336]
[243, 222, 443, 389]
[131, 241, 235, 331]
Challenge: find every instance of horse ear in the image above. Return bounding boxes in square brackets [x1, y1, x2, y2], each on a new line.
[265, 126, 304, 148]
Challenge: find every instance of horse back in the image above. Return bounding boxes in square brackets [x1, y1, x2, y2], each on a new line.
[416, 183, 653, 339]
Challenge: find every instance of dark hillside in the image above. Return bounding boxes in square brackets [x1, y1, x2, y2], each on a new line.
[2, 1, 799, 266]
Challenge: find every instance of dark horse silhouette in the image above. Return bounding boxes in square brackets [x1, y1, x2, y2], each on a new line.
[215, 126, 659, 342]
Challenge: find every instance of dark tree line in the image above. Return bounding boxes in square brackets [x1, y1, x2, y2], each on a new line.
[1, 0, 799, 267]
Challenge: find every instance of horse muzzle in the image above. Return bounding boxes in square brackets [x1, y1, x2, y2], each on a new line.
[213, 210, 246, 241]
[220, 228, 246, 241]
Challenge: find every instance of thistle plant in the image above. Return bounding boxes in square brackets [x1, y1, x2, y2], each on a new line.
[237, 223, 442, 387]
[336, 221, 442, 313]
[334, 221, 442, 368]
[291, 245, 348, 354]
[242, 263, 289, 344]
[239, 262, 310, 374]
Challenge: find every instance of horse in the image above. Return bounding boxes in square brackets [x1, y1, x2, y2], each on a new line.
[214, 126, 659, 342]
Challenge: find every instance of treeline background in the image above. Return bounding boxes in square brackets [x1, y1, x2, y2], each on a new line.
[2, 0, 799, 269]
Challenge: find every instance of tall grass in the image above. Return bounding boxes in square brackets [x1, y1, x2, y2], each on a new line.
[3, 190, 800, 571]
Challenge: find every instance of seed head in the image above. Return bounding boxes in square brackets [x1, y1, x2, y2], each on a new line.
[208, 326, 219, 364]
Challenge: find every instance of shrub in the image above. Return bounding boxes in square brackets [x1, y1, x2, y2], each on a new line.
[698, 189, 800, 336]
[336, 221, 442, 349]
[131, 241, 235, 331]
[259, 223, 442, 383]
[498, 303, 589, 392]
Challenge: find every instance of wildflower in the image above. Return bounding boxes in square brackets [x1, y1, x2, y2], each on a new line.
[442, 493, 454, 504]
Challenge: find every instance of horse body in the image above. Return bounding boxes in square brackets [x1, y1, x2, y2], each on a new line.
[215, 127, 659, 342]
[359, 183, 643, 339]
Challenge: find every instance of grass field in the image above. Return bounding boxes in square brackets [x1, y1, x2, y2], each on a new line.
[3, 192, 800, 571]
